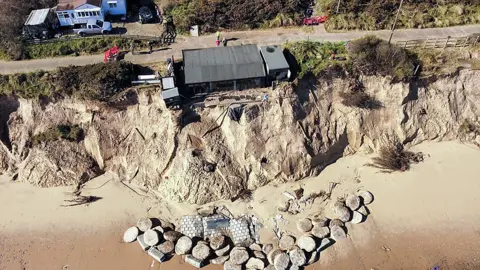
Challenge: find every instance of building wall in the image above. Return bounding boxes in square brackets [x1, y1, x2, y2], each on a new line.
[56, 4, 103, 26]
[186, 77, 265, 95]
[102, 0, 127, 15]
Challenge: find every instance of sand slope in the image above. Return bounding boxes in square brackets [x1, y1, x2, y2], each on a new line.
[1, 141, 480, 270]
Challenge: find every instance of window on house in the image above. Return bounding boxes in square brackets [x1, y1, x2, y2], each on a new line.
[89, 11, 93, 16]
[58, 13, 64, 18]
[71, 13, 75, 18]
[109, 2, 117, 8]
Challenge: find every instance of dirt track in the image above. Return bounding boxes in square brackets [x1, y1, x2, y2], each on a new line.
[0, 24, 478, 74]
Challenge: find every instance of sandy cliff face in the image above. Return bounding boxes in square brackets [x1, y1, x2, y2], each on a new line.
[0, 70, 479, 204]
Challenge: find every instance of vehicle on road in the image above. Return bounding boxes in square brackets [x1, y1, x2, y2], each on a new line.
[104, 46, 120, 62]
[74, 19, 112, 37]
[303, 16, 327, 26]
[139, 6, 155, 24]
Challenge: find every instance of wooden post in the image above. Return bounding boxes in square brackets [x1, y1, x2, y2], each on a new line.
[388, 0, 404, 45]
[336, 0, 342, 14]
[404, 41, 407, 49]
[444, 36, 450, 48]
[423, 39, 427, 49]
[464, 37, 470, 47]
[474, 36, 479, 46]
[433, 38, 439, 48]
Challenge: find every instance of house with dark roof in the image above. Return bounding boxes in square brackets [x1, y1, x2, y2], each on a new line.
[55, 0, 126, 26]
[182, 44, 267, 94]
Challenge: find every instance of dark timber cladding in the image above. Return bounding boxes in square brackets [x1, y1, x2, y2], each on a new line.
[182, 45, 266, 85]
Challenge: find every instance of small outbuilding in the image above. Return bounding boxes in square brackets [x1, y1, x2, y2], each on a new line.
[182, 45, 267, 95]
[259, 45, 290, 83]
[23, 9, 58, 39]
[55, 0, 126, 26]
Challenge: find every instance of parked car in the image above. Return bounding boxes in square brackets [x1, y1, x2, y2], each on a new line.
[139, 6, 155, 24]
[74, 19, 112, 37]
[303, 16, 327, 26]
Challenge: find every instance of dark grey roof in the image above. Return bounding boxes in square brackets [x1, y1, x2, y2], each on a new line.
[183, 45, 266, 85]
[259, 45, 290, 71]
[25, 9, 50, 26]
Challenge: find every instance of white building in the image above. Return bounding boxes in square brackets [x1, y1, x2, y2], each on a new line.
[55, 0, 126, 26]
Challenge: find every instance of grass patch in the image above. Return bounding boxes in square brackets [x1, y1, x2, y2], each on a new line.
[32, 124, 84, 146]
[325, 2, 480, 31]
[0, 62, 136, 100]
[283, 40, 348, 78]
[21, 37, 162, 60]
[369, 143, 424, 172]
[285, 36, 415, 80]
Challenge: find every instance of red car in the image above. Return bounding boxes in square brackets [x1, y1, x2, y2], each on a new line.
[303, 16, 328, 26]
[104, 46, 119, 63]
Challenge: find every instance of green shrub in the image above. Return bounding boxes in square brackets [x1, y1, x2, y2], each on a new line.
[0, 62, 135, 100]
[348, 36, 415, 80]
[32, 124, 84, 146]
[20, 37, 163, 60]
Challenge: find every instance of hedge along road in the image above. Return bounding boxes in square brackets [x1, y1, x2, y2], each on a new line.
[0, 24, 479, 75]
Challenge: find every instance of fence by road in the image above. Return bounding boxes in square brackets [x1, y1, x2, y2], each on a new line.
[396, 35, 479, 50]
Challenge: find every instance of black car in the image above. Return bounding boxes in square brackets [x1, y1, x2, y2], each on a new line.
[139, 6, 155, 24]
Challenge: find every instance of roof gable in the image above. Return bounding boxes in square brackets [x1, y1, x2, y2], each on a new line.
[57, 0, 101, 11]
[183, 45, 266, 85]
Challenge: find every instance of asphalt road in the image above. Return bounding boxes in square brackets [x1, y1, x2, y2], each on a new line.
[0, 24, 479, 74]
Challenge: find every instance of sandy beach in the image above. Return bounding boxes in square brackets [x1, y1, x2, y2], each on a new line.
[1, 141, 480, 270]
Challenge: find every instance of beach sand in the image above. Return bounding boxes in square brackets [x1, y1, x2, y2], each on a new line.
[1, 141, 480, 270]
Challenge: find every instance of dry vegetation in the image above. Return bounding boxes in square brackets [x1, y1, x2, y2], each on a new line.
[347, 36, 416, 81]
[322, 0, 480, 31]
[32, 125, 85, 146]
[164, 0, 311, 33]
[0, 62, 136, 100]
[0, 0, 56, 60]
[369, 143, 424, 172]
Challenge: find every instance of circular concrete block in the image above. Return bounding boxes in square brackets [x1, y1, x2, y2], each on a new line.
[143, 229, 160, 246]
[210, 235, 226, 250]
[273, 252, 290, 270]
[192, 243, 211, 260]
[311, 225, 330, 238]
[331, 225, 347, 241]
[297, 235, 316, 252]
[175, 236, 193, 255]
[357, 190, 374, 205]
[158, 240, 175, 254]
[346, 194, 361, 211]
[136, 217, 153, 232]
[230, 247, 249, 265]
[297, 218, 313, 233]
[289, 248, 306, 266]
[279, 234, 296, 250]
[123, 227, 139, 243]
